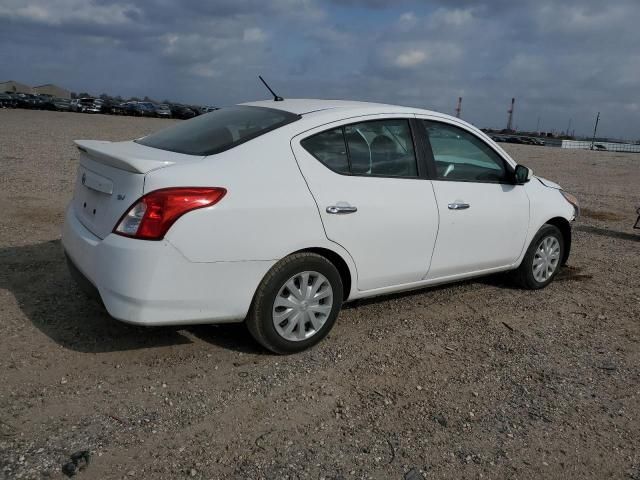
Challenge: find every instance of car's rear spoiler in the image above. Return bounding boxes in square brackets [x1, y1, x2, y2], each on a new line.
[74, 139, 199, 174]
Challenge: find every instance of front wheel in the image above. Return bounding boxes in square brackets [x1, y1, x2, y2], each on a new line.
[513, 224, 564, 289]
[246, 253, 343, 354]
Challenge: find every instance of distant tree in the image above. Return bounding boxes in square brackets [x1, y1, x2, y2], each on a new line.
[78, 92, 91, 98]
[129, 96, 140, 101]
[115, 95, 124, 102]
[162, 99, 172, 105]
[99, 93, 111, 101]
[70, 92, 77, 99]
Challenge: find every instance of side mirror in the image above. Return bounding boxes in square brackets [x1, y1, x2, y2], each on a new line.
[514, 164, 533, 184]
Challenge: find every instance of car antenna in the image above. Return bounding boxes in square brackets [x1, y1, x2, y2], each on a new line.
[258, 75, 284, 101]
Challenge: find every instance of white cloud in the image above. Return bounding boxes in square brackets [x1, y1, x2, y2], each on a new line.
[394, 49, 428, 68]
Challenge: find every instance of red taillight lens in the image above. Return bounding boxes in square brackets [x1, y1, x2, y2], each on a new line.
[114, 187, 227, 240]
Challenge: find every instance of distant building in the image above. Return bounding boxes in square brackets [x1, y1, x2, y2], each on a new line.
[0, 80, 33, 94]
[33, 84, 71, 99]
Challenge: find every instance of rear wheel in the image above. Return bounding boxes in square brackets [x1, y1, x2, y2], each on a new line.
[246, 253, 343, 354]
[513, 224, 564, 289]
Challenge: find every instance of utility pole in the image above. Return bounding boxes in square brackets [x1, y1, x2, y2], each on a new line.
[590, 112, 600, 150]
[566, 118, 572, 137]
[455, 97, 462, 118]
[536, 117, 541, 134]
[506, 98, 515, 131]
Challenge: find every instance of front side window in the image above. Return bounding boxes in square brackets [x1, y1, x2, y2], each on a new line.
[137, 106, 300, 156]
[301, 119, 418, 178]
[424, 121, 508, 183]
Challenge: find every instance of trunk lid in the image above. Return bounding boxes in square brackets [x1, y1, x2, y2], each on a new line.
[71, 140, 202, 239]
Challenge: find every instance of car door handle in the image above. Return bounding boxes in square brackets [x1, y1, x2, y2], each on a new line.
[326, 205, 358, 214]
[448, 202, 470, 210]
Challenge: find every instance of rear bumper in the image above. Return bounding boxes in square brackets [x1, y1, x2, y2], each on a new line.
[62, 206, 275, 326]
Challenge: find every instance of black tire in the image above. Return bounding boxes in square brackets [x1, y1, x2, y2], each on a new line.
[246, 253, 343, 354]
[513, 224, 564, 289]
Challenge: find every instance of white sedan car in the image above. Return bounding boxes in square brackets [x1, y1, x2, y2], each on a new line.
[62, 99, 579, 353]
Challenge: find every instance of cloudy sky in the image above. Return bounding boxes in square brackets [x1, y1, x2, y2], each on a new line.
[1, 0, 639, 138]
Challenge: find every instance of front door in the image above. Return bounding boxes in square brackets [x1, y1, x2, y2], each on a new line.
[291, 117, 439, 291]
[416, 119, 530, 279]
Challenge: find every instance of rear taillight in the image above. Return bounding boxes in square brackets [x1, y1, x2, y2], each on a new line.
[114, 187, 227, 240]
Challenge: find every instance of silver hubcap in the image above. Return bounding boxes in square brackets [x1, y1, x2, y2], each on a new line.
[533, 235, 561, 283]
[272, 271, 333, 342]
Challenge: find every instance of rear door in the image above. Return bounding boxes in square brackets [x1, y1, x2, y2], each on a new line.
[415, 118, 530, 279]
[291, 116, 439, 291]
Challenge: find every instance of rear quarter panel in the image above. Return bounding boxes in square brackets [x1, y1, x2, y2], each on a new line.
[144, 128, 350, 265]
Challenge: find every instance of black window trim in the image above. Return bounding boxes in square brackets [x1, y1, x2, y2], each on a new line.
[418, 119, 517, 185]
[301, 117, 429, 180]
[136, 105, 302, 157]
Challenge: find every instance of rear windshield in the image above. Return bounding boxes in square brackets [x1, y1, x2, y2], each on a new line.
[136, 105, 300, 156]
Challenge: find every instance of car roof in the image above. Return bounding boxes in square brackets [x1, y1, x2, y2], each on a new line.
[241, 98, 447, 118]
[238, 98, 516, 166]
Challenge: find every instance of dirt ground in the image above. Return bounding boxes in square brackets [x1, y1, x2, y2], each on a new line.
[0, 109, 639, 480]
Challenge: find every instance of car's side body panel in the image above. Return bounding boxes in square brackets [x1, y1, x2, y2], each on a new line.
[426, 181, 530, 279]
[408, 114, 531, 278]
[290, 114, 440, 291]
[149, 129, 337, 262]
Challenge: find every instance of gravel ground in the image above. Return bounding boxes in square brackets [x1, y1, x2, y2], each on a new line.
[0, 109, 639, 480]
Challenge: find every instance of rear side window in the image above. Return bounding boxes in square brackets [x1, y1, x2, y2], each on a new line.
[137, 106, 300, 156]
[300, 128, 349, 174]
[345, 120, 417, 177]
[301, 119, 418, 178]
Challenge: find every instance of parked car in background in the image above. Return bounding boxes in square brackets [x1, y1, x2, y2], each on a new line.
[132, 102, 156, 117]
[187, 105, 203, 116]
[12, 93, 36, 109]
[75, 97, 102, 113]
[593, 144, 607, 151]
[0, 92, 17, 108]
[14, 93, 44, 109]
[42, 97, 72, 111]
[63, 99, 579, 354]
[155, 104, 172, 118]
[170, 104, 196, 119]
[97, 99, 119, 115]
[116, 102, 137, 116]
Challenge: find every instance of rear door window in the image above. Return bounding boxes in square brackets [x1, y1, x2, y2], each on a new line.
[136, 106, 300, 156]
[345, 120, 417, 177]
[300, 128, 349, 174]
[301, 119, 418, 178]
